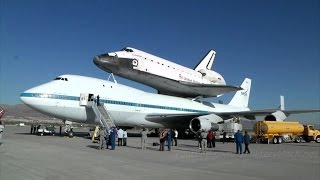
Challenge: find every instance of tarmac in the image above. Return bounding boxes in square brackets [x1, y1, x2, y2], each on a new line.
[0, 126, 319, 180]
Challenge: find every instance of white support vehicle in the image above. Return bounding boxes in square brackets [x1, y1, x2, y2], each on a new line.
[218, 120, 243, 141]
[37, 125, 56, 136]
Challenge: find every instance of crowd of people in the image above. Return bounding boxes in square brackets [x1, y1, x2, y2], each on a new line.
[97, 125, 250, 155]
[98, 126, 128, 150]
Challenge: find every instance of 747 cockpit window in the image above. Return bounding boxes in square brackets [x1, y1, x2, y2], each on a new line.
[53, 77, 68, 81]
[121, 48, 134, 52]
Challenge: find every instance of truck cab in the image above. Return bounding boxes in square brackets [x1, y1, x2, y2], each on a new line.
[303, 125, 320, 143]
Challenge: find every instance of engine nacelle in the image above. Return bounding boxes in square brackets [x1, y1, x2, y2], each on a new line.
[189, 114, 223, 132]
[264, 110, 287, 121]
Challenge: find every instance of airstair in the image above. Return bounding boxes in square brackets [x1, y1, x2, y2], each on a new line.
[91, 103, 116, 131]
[79, 93, 116, 131]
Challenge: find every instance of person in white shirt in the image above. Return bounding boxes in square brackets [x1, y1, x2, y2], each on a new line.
[123, 129, 128, 146]
[117, 128, 124, 146]
[173, 129, 178, 146]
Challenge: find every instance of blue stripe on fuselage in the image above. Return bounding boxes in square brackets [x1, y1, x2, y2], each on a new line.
[20, 93, 208, 113]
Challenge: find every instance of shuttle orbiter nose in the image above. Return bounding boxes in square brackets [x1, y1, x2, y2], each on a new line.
[93, 56, 104, 67]
[93, 53, 118, 73]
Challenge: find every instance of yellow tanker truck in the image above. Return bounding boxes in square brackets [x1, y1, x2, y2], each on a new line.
[253, 121, 320, 144]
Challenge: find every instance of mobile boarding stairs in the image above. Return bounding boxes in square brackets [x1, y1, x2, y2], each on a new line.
[79, 93, 116, 133]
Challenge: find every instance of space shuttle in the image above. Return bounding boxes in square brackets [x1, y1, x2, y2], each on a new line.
[93, 47, 241, 98]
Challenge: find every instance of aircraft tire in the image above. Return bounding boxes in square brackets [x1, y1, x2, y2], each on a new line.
[68, 131, 74, 138]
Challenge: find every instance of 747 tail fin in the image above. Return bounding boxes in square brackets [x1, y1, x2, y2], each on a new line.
[228, 78, 251, 108]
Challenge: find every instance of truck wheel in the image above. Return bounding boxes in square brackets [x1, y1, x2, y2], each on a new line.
[316, 136, 320, 143]
[278, 137, 282, 144]
[273, 137, 278, 144]
[295, 136, 301, 143]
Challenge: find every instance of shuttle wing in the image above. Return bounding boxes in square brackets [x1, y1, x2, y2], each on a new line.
[156, 77, 242, 98]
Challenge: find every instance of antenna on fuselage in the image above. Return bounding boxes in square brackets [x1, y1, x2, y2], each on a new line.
[107, 73, 117, 84]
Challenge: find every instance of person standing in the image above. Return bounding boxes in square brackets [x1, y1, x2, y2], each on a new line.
[97, 95, 100, 106]
[107, 128, 111, 149]
[212, 131, 216, 148]
[0, 121, 4, 146]
[222, 131, 227, 143]
[33, 125, 37, 134]
[30, 124, 34, 134]
[117, 128, 124, 146]
[167, 129, 172, 151]
[196, 130, 202, 149]
[200, 129, 208, 153]
[173, 129, 178, 146]
[243, 131, 251, 154]
[105, 128, 110, 149]
[110, 127, 116, 150]
[123, 129, 127, 146]
[99, 127, 106, 150]
[234, 130, 244, 154]
[141, 128, 148, 150]
[207, 130, 214, 148]
[159, 129, 166, 151]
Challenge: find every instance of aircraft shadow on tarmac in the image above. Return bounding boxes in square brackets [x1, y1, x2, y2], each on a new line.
[14, 132, 90, 138]
[86, 145, 102, 150]
[123, 143, 234, 153]
[281, 143, 320, 148]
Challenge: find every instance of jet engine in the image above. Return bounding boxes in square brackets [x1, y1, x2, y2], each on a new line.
[264, 110, 287, 121]
[189, 114, 223, 132]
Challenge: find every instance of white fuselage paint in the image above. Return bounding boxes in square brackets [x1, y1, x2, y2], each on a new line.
[20, 75, 249, 128]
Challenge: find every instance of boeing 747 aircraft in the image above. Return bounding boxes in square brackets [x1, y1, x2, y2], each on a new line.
[20, 75, 320, 133]
[93, 47, 242, 98]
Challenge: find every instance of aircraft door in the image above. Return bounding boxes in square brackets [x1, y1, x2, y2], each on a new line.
[79, 93, 94, 107]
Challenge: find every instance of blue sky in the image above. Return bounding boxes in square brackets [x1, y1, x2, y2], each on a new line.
[0, 0, 319, 123]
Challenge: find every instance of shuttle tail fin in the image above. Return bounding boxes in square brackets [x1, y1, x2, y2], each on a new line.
[194, 50, 216, 71]
[228, 78, 251, 108]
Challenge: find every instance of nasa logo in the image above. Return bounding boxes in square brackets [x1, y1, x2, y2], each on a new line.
[241, 90, 248, 96]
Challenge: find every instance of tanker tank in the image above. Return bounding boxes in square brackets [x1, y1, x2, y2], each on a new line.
[254, 121, 304, 135]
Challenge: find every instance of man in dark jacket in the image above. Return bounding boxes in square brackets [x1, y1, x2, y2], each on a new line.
[110, 127, 116, 150]
[234, 130, 243, 154]
[243, 131, 251, 154]
[167, 129, 172, 151]
[222, 131, 227, 143]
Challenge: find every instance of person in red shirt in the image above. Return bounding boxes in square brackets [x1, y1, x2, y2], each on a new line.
[207, 130, 214, 148]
